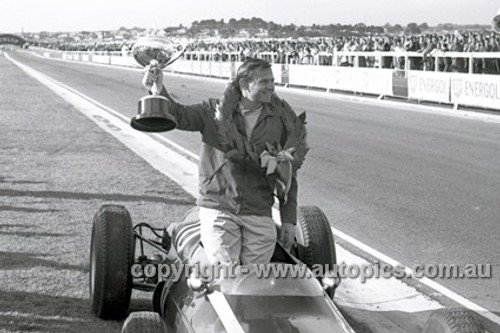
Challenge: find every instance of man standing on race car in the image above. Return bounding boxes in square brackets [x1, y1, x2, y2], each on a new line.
[142, 58, 308, 266]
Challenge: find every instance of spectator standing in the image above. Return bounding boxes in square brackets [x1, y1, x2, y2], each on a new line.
[381, 36, 392, 68]
[393, 38, 405, 70]
[422, 35, 437, 71]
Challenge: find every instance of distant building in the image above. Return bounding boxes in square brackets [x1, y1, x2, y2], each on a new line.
[165, 25, 187, 35]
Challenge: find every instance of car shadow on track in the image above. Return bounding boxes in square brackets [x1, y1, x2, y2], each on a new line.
[0, 176, 47, 185]
[0, 290, 120, 333]
[0, 205, 61, 213]
[0, 290, 151, 333]
[0, 230, 66, 237]
[0, 189, 195, 205]
[0, 251, 87, 272]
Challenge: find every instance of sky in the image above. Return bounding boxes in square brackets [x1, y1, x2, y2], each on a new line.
[1, 0, 498, 33]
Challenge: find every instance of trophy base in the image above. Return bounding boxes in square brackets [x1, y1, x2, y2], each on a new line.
[131, 95, 177, 132]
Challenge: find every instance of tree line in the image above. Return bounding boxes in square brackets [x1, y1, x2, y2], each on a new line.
[177, 17, 488, 38]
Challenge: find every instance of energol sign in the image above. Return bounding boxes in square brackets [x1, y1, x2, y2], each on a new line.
[451, 74, 500, 109]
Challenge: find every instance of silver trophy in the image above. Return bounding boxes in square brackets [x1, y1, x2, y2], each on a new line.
[130, 34, 187, 132]
[493, 8, 500, 32]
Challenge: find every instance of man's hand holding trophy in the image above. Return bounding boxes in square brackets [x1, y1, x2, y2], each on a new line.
[130, 31, 187, 132]
[142, 59, 164, 94]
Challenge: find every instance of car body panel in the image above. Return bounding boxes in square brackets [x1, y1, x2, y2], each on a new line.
[161, 264, 354, 333]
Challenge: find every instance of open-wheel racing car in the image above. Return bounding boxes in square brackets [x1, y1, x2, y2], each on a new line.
[89, 204, 486, 333]
[89, 203, 353, 333]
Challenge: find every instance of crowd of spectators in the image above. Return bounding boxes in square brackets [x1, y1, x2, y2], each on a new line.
[185, 32, 500, 74]
[31, 40, 127, 53]
[31, 30, 500, 74]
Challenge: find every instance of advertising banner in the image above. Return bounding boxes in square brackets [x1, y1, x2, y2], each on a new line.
[93, 55, 110, 64]
[192, 60, 202, 75]
[271, 64, 283, 84]
[169, 60, 193, 74]
[407, 71, 450, 103]
[110, 56, 135, 67]
[392, 70, 408, 97]
[201, 62, 211, 76]
[220, 63, 232, 79]
[288, 65, 329, 89]
[281, 64, 290, 85]
[329, 67, 394, 95]
[450, 74, 500, 110]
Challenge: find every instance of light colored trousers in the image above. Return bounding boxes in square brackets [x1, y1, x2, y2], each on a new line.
[199, 207, 277, 265]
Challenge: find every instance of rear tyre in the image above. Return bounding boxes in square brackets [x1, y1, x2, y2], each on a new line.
[122, 311, 167, 333]
[423, 308, 484, 333]
[90, 204, 134, 319]
[295, 206, 337, 297]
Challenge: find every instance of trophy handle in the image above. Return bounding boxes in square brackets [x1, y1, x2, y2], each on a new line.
[165, 43, 187, 67]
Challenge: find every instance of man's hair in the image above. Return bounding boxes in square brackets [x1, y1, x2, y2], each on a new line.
[234, 58, 272, 89]
[216, 58, 272, 121]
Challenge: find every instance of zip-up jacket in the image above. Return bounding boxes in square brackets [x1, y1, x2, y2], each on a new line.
[158, 88, 298, 225]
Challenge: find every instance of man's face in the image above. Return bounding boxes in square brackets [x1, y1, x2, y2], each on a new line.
[243, 68, 275, 104]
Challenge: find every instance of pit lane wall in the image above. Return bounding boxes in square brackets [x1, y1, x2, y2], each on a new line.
[30, 48, 500, 112]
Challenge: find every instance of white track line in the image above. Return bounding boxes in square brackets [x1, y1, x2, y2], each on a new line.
[7, 53, 199, 198]
[7, 53, 500, 326]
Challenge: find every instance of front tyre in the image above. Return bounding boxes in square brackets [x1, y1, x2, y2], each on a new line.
[122, 311, 167, 333]
[295, 205, 337, 297]
[90, 204, 134, 319]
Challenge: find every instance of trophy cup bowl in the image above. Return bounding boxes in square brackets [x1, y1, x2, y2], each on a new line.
[493, 8, 500, 32]
[130, 36, 187, 132]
